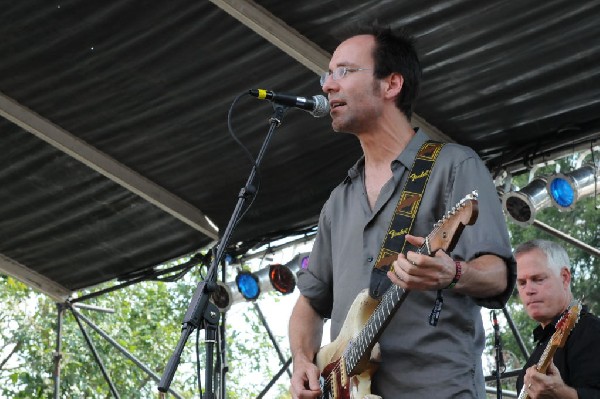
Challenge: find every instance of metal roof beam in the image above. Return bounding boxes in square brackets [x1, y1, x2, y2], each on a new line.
[0, 253, 71, 301]
[0, 92, 219, 240]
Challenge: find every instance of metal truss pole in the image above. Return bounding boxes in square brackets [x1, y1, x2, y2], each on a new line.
[69, 306, 121, 399]
[502, 306, 529, 360]
[533, 219, 600, 258]
[257, 357, 292, 399]
[72, 307, 185, 399]
[52, 303, 65, 399]
[252, 301, 293, 398]
[253, 302, 291, 378]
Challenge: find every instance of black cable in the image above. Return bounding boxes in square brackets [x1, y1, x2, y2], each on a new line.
[227, 92, 262, 230]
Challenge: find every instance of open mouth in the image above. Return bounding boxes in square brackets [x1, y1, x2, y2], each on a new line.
[330, 100, 346, 109]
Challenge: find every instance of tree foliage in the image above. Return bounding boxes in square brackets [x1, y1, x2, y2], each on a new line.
[0, 259, 292, 398]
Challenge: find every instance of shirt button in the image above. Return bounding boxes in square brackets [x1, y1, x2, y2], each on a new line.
[367, 256, 373, 262]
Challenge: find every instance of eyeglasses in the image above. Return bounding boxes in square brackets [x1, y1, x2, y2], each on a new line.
[320, 67, 371, 87]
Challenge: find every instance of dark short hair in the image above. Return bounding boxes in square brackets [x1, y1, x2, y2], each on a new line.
[339, 23, 422, 120]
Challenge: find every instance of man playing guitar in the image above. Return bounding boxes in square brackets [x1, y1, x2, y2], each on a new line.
[515, 240, 600, 398]
[289, 23, 515, 398]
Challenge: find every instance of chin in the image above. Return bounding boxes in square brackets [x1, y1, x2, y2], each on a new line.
[526, 307, 543, 319]
[529, 311, 552, 325]
[331, 120, 345, 132]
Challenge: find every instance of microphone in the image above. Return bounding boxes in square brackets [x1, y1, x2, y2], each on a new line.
[249, 89, 330, 118]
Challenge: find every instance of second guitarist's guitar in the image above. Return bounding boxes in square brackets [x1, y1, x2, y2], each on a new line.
[517, 300, 582, 399]
[315, 192, 479, 399]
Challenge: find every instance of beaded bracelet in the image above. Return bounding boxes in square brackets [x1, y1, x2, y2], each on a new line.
[446, 260, 462, 289]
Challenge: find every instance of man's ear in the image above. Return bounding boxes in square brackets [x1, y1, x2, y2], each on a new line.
[384, 72, 404, 100]
[560, 266, 571, 287]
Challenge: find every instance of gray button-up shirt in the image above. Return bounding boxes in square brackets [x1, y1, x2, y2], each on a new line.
[297, 130, 515, 398]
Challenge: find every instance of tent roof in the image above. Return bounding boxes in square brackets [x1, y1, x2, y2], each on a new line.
[1, 0, 599, 299]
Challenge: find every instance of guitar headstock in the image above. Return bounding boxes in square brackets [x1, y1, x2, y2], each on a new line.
[427, 191, 479, 254]
[552, 300, 582, 348]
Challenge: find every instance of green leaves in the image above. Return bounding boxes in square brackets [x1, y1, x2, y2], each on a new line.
[1, 267, 292, 398]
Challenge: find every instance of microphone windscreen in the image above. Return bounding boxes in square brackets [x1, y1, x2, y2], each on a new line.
[311, 95, 330, 118]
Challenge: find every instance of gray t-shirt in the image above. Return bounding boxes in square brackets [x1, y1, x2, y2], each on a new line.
[297, 130, 515, 398]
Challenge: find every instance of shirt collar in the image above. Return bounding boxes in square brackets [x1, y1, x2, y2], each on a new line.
[396, 129, 429, 169]
[344, 129, 430, 183]
[531, 304, 588, 342]
[533, 322, 555, 343]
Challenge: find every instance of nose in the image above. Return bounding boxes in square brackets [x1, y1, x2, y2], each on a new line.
[517, 280, 534, 296]
[321, 75, 337, 93]
[523, 280, 536, 295]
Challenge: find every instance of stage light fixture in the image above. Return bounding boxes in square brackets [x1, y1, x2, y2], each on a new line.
[501, 177, 552, 227]
[235, 270, 260, 301]
[300, 254, 310, 269]
[546, 164, 598, 211]
[210, 281, 233, 313]
[225, 252, 311, 306]
[268, 264, 296, 295]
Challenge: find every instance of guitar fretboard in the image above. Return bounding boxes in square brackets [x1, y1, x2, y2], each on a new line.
[344, 283, 410, 373]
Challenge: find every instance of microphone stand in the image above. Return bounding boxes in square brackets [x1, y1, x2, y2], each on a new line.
[492, 310, 504, 399]
[158, 103, 290, 397]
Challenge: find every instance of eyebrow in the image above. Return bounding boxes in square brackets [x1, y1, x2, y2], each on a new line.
[333, 62, 361, 68]
[517, 272, 546, 281]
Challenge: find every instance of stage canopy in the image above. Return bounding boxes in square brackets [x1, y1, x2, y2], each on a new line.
[1, 1, 599, 300]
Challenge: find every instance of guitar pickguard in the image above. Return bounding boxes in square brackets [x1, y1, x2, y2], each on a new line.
[315, 289, 380, 398]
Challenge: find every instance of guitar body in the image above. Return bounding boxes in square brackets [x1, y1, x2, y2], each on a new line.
[315, 289, 382, 399]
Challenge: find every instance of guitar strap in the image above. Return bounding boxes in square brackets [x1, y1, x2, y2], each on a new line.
[369, 140, 445, 299]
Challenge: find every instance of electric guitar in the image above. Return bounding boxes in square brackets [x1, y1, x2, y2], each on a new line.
[315, 191, 479, 399]
[517, 300, 582, 399]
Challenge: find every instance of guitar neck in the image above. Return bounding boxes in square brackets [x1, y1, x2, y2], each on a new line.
[517, 340, 560, 399]
[518, 301, 582, 399]
[536, 341, 558, 374]
[344, 284, 410, 374]
[344, 244, 431, 374]
[536, 304, 580, 374]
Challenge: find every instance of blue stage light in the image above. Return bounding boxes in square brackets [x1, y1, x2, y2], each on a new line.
[548, 177, 575, 208]
[235, 271, 260, 301]
[546, 165, 597, 211]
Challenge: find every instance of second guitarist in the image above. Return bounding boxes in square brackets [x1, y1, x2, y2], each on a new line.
[514, 240, 600, 398]
[289, 24, 516, 399]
